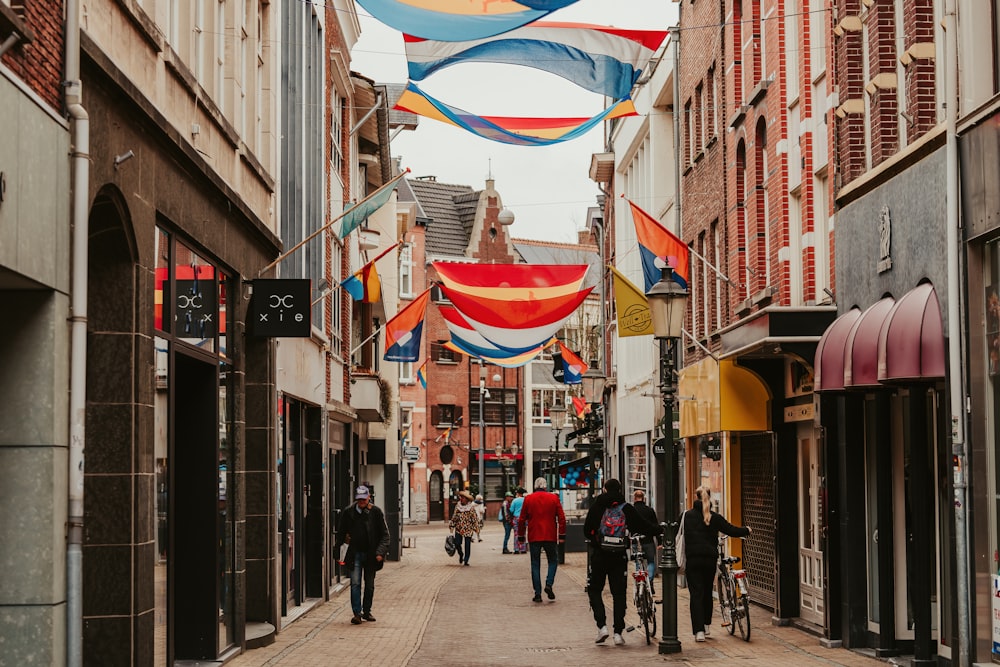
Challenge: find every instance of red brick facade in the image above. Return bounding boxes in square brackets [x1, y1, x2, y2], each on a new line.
[1, 0, 64, 112]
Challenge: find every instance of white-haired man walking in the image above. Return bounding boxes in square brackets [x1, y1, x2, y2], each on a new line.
[516, 477, 567, 603]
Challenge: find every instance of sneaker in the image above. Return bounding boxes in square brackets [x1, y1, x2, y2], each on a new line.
[703, 626, 711, 636]
[595, 626, 610, 643]
[361, 612, 376, 622]
[695, 631, 706, 642]
[544, 585, 555, 600]
[613, 633, 625, 646]
[532, 594, 543, 603]
[351, 614, 362, 625]
[502, 549, 512, 554]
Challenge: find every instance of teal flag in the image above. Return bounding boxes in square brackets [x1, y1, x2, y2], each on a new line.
[333, 182, 400, 239]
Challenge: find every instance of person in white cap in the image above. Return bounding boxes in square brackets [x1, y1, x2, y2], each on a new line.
[335, 484, 390, 625]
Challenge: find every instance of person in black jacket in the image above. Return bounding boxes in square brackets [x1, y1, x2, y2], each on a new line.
[632, 489, 659, 596]
[682, 485, 751, 642]
[336, 485, 390, 625]
[583, 478, 663, 646]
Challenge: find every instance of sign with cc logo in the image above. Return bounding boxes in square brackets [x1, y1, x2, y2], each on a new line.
[175, 279, 217, 340]
[249, 279, 311, 337]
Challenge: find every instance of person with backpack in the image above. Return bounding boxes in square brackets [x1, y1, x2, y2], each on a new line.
[583, 478, 663, 646]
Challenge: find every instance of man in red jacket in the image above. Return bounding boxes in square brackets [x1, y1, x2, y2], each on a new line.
[517, 477, 567, 603]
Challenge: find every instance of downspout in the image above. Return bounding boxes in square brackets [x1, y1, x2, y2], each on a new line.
[944, 0, 970, 663]
[65, 1, 89, 665]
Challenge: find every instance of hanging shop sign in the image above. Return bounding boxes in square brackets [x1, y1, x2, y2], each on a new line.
[249, 279, 311, 337]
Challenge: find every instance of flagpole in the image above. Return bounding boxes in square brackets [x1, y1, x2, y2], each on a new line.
[351, 321, 387, 357]
[258, 169, 409, 276]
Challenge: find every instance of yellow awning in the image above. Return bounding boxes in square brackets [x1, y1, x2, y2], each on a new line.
[678, 357, 771, 437]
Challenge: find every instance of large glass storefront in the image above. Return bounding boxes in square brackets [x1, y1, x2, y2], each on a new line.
[153, 226, 237, 663]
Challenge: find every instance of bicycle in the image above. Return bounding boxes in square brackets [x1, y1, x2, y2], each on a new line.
[629, 535, 657, 644]
[716, 536, 751, 641]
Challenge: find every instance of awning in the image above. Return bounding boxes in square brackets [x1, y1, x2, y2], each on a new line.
[844, 297, 895, 388]
[678, 357, 771, 438]
[814, 283, 946, 393]
[814, 308, 861, 392]
[878, 283, 945, 382]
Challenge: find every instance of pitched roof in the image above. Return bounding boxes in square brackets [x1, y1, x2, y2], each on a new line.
[407, 178, 481, 257]
[513, 239, 602, 289]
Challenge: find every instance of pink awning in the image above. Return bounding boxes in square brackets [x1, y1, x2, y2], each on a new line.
[844, 297, 895, 389]
[814, 308, 861, 392]
[878, 283, 946, 382]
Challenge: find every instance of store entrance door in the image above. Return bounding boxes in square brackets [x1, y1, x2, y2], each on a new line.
[797, 425, 824, 625]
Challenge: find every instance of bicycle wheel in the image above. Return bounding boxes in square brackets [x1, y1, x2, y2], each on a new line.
[737, 594, 751, 641]
[634, 581, 650, 644]
[644, 583, 657, 640]
[729, 581, 746, 639]
[717, 574, 735, 634]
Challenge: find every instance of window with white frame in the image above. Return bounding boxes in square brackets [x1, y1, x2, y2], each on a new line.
[399, 243, 413, 297]
[531, 388, 569, 425]
[400, 361, 414, 383]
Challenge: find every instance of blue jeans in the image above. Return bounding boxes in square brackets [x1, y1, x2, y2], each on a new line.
[350, 551, 376, 615]
[529, 541, 559, 595]
[454, 532, 472, 564]
[502, 521, 513, 551]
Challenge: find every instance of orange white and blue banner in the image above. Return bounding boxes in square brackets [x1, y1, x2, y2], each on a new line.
[342, 243, 400, 303]
[571, 395, 590, 420]
[557, 341, 588, 383]
[628, 199, 690, 291]
[384, 288, 431, 362]
[443, 340, 549, 368]
[394, 82, 637, 146]
[356, 0, 578, 41]
[405, 23, 667, 99]
[416, 361, 428, 388]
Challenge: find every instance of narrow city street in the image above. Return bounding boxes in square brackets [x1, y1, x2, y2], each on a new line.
[224, 523, 886, 667]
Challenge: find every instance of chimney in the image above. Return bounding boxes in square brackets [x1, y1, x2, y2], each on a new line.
[578, 230, 593, 245]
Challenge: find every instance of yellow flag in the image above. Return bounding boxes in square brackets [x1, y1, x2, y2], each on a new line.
[609, 265, 653, 337]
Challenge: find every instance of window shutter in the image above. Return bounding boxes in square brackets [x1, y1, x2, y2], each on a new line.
[431, 405, 440, 425]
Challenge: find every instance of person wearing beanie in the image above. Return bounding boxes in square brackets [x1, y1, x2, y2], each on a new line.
[335, 484, 390, 625]
[516, 477, 567, 603]
[583, 478, 663, 646]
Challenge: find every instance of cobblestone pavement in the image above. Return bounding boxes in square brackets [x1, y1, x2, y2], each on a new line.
[223, 522, 886, 667]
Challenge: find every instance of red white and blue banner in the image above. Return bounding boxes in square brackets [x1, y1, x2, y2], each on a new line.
[433, 262, 593, 352]
[405, 23, 667, 99]
[355, 0, 579, 41]
[393, 82, 636, 146]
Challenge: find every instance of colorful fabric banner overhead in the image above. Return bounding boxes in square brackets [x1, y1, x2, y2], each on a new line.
[609, 265, 653, 337]
[342, 243, 400, 303]
[384, 288, 431, 362]
[435, 262, 589, 297]
[571, 395, 590, 420]
[394, 82, 637, 146]
[628, 200, 690, 291]
[443, 340, 549, 368]
[433, 262, 594, 352]
[417, 361, 428, 389]
[333, 180, 401, 239]
[440, 305, 531, 358]
[405, 23, 667, 99]
[355, 0, 579, 41]
[557, 341, 588, 384]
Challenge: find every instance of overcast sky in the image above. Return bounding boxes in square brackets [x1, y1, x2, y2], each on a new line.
[350, 0, 678, 243]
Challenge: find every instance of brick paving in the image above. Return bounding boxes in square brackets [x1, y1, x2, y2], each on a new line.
[223, 522, 886, 667]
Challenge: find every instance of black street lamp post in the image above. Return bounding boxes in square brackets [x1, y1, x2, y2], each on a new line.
[646, 265, 689, 656]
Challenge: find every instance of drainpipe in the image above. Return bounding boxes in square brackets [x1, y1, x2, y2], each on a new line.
[944, 0, 970, 663]
[65, 1, 89, 665]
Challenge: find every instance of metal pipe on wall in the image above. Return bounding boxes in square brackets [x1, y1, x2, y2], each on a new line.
[65, 1, 90, 664]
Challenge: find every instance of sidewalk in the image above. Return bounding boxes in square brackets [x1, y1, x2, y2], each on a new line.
[223, 522, 885, 667]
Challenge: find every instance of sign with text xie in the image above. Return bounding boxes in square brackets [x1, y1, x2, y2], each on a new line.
[249, 279, 312, 337]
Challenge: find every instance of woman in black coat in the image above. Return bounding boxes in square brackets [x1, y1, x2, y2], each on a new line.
[681, 485, 751, 642]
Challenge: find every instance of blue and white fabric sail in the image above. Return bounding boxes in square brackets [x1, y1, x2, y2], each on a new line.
[405, 23, 668, 99]
[356, 0, 579, 41]
[394, 82, 637, 146]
